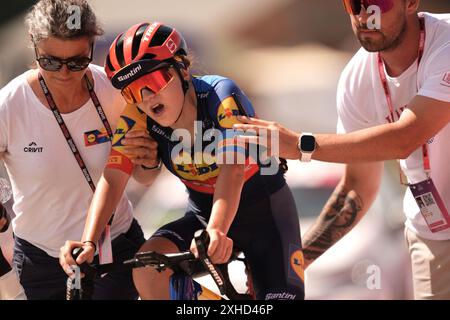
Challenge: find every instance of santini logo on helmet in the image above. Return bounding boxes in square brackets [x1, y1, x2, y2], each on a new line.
[117, 64, 142, 83]
[111, 60, 169, 90]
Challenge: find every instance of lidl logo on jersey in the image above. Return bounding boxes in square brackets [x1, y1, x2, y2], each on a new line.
[289, 245, 305, 283]
[84, 128, 110, 146]
[441, 72, 450, 87]
[112, 116, 137, 147]
[217, 97, 240, 128]
[23, 142, 43, 153]
[172, 151, 219, 181]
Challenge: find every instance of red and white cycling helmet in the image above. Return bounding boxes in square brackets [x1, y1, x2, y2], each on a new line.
[105, 22, 188, 91]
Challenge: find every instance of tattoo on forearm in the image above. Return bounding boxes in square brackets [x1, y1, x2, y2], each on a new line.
[302, 186, 363, 263]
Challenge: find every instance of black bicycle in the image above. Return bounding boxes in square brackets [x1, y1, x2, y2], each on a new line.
[66, 230, 254, 300]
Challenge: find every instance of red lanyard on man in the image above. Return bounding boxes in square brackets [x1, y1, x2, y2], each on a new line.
[377, 16, 427, 184]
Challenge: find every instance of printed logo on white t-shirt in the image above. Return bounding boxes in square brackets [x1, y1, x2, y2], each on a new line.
[23, 142, 43, 153]
[84, 127, 111, 147]
[385, 105, 407, 123]
[441, 72, 450, 88]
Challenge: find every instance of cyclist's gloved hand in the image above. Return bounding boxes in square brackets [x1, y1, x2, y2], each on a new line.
[59, 240, 96, 276]
[0, 204, 10, 233]
[190, 229, 233, 265]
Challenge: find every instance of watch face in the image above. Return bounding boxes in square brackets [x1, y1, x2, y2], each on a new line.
[301, 135, 316, 152]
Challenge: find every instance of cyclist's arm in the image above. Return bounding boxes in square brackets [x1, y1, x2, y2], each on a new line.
[118, 129, 161, 186]
[302, 161, 383, 268]
[82, 168, 130, 244]
[208, 164, 245, 234]
[196, 163, 245, 263]
[131, 165, 161, 186]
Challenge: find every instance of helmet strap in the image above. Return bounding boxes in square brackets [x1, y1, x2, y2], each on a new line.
[173, 62, 189, 94]
[172, 63, 190, 124]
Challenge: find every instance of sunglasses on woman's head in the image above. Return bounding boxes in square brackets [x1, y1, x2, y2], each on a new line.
[121, 67, 174, 105]
[342, 0, 394, 15]
[34, 43, 93, 72]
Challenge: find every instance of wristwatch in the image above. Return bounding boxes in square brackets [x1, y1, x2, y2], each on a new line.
[298, 132, 316, 162]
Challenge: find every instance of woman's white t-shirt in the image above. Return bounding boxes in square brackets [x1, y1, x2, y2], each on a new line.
[0, 64, 134, 257]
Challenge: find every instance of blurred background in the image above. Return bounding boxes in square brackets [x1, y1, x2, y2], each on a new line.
[1, 0, 449, 300]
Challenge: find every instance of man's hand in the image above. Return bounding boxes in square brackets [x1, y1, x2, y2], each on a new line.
[233, 116, 301, 160]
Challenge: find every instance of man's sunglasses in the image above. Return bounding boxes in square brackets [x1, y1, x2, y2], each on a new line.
[34, 43, 93, 72]
[121, 67, 174, 104]
[342, 0, 394, 15]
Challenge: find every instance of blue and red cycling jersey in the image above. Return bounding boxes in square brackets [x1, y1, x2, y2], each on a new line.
[107, 75, 285, 200]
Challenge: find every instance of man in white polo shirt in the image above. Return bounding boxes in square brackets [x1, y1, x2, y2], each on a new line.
[234, 0, 450, 299]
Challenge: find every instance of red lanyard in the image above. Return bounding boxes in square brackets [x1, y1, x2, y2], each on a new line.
[377, 17, 427, 183]
[38, 73, 115, 225]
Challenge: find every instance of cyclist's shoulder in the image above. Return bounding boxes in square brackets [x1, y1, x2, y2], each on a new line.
[193, 75, 252, 128]
[193, 75, 240, 99]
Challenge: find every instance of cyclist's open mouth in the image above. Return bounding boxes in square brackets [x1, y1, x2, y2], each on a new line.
[151, 104, 165, 116]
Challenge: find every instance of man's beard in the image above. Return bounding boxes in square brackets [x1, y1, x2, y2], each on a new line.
[356, 17, 408, 52]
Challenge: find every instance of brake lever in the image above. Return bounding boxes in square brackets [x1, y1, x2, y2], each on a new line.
[194, 229, 227, 295]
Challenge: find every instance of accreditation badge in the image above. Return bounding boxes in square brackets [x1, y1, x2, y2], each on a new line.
[409, 179, 450, 233]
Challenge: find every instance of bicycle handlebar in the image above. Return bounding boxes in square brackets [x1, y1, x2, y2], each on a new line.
[67, 230, 253, 300]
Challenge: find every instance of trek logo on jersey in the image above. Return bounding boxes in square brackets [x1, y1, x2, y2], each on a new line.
[441, 72, 450, 88]
[217, 97, 240, 128]
[197, 92, 209, 99]
[289, 245, 305, 283]
[84, 128, 110, 146]
[23, 142, 43, 153]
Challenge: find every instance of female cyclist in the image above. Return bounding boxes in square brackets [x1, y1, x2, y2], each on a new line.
[60, 22, 305, 300]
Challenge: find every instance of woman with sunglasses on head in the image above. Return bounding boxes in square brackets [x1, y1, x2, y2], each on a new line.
[0, 0, 159, 299]
[60, 22, 305, 300]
